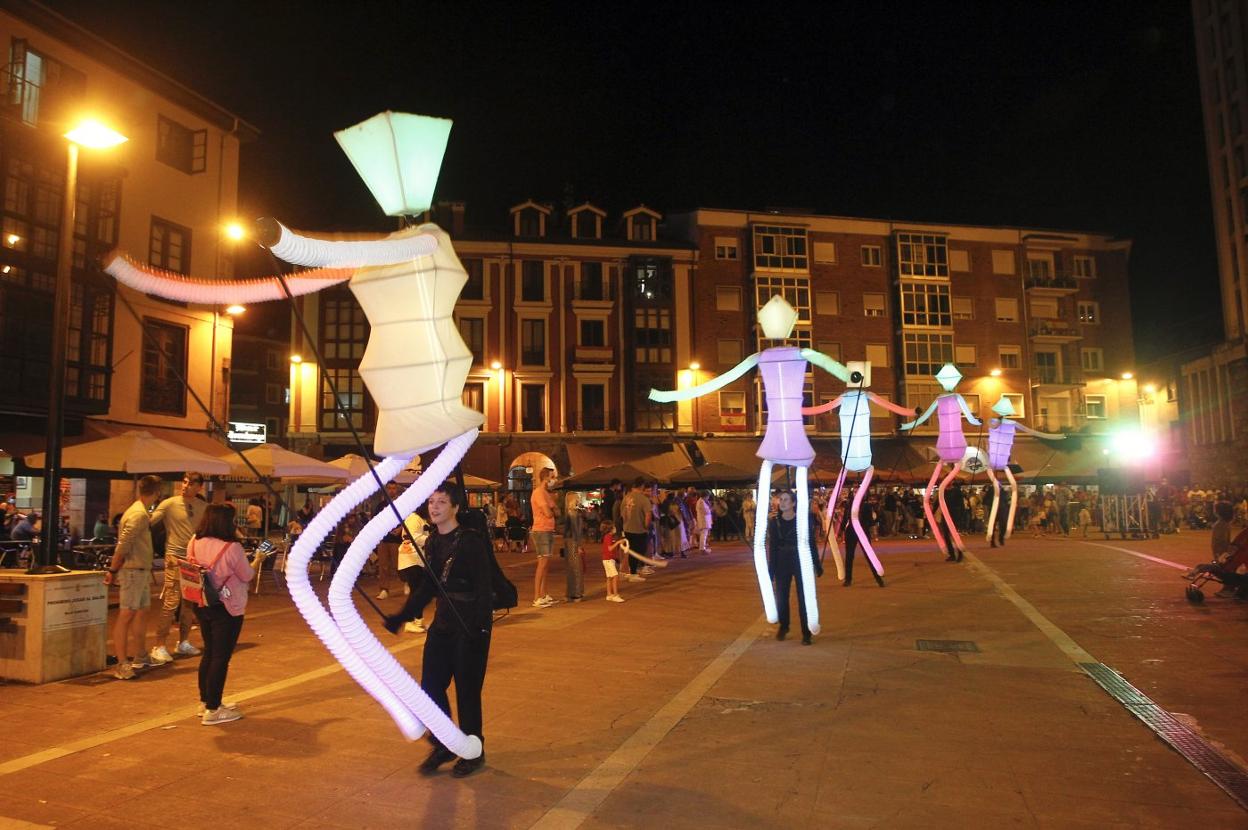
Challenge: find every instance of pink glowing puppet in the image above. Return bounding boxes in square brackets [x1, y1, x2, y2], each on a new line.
[799, 361, 914, 583]
[899, 363, 982, 562]
[104, 112, 484, 759]
[984, 394, 1064, 545]
[648, 296, 852, 636]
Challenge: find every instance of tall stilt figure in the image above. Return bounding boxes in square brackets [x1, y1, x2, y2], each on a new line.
[984, 396, 1065, 544]
[649, 296, 853, 637]
[900, 364, 981, 562]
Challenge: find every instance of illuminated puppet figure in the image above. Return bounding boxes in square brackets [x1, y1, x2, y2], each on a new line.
[984, 395, 1064, 544]
[900, 363, 982, 561]
[649, 296, 852, 635]
[800, 361, 914, 582]
[105, 112, 484, 759]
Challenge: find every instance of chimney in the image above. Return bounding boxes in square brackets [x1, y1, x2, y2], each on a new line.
[432, 201, 466, 235]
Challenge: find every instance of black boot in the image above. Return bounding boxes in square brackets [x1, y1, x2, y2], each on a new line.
[419, 745, 457, 775]
[776, 627, 789, 641]
[452, 753, 486, 777]
[955, 550, 964, 562]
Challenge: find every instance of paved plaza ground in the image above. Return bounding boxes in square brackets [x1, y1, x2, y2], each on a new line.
[1, 527, 1247, 829]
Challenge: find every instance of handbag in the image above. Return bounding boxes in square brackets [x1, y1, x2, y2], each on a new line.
[179, 536, 228, 607]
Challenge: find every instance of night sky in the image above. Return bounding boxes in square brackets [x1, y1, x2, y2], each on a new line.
[45, 1, 1215, 362]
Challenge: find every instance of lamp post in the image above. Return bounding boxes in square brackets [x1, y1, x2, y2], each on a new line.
[491, 360, 505, 431]
[33, 118, 127, 574]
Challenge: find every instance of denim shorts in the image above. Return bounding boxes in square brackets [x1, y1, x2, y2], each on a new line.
[531, 530, 555, 558]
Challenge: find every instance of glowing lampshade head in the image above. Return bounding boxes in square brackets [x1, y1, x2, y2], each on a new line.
[64, 119, 128, 149]
[757, 295, 798, 339]
[935, 363, 962, 391]
[992, 395, 1015, 418]
[846, 360, 871, 388]
[334, 111, 452, 217]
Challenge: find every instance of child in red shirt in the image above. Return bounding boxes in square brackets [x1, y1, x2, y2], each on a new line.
[601, 521, 624, 602]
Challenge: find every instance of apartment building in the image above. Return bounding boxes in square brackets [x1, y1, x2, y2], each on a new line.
[0, 0, 255, 525]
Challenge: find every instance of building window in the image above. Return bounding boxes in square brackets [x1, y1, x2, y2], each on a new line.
[1081, 347, 1104, 372]
[991, 250, 1016, 275]
[634, 308, 672, 363]
[714, 237, 739, 260]
[995, 298, 1018, 322]
[999, 345, 1022, 369]
[896, 232, 948, 278]
[517, 209, 542, 238]
[578, 261, 606, 300]
[954, 344, 977, 367]
[752, 225, 808, 270]
[632, 257, 672, 301]
[861, 245, 882, 267]
[755, 275, 811, 322]
[1072, 254, 1096, 278]
[630, 216, 655, 241]
[1029, 297, 1059, 319]
[633, 369, 674, 430]
[520, 261, 545, 302]
[863, 293, 886, 318]
[520, 318, 546, 366]
[952, 297, 974, 320]
[140, 318, 187, 416]
[581, 383, 606, 430]
[265, 383, 282, 405]
[1077, 301, 1100, 324]
[149, 217, 191, 274]
[519, 383, 546, 431]
[719, 390, 747, 429]
[1003, 393, 1025, 416]
[322, 294, 367, 360]
[579, 318, 605, 347]
[717, 338, 743, 365]
[572, 211, 600, 239]
[462, 258, 484, 300]
[865, 343, 890, 368]
[320, 367, 367, 430]
[816, 341, 841, 361]
[457, 316, 485, 365]
[1084, 394, 1107, 419]
[463, 381, 485, 415]
[1026, 254, 1053, 279]
[900, 282, 952, 327]
[156, 115, 207, 175]
[949, 249, 970, 271]
[813, 241, 837, 264]
[266, 350, 281, 370]
[716, 286, 741, 311]
[815, 291, 840, 316]
[902, 332, 953, 376]
[8, 40, 85, 128]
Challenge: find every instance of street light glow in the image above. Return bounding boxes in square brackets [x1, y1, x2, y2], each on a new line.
[290, 354, 303, 364]
[1143, 383, 1157, 395]
[1120, 372, 1133, 380]
[690, 361, 701, 371]
[490, 360, 502, 370]
[5, 234, 19, 246]
[63, 118, 128, 149]
[223, 222, 247, 241]
[990, 368, 1002, 377]
[225, 304, 246, 316]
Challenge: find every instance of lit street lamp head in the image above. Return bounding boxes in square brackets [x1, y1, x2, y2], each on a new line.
[63, 118, 128, 149]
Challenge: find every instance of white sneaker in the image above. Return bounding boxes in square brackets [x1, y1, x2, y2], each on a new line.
[113, 663, 135, 680]
[198, 700, 237, 716]
[541, 594, 554, 604]
[606, 594, 625, 603]
[375, 589, 390, 600]
[531, 598, 549, 608]
[405, 621, 425, 634]
[202, 705, 243, 726]
[175, 640, 201, 657]
[149, 645, 173, 665]
[403, 584, 411, 596]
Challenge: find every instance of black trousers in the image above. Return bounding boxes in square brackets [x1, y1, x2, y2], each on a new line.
[988, 495, 1008, 545]
[624, 532, 648, 575]
[421, 628, 491, 749]
[844, 533, 883, 584]
[773, 569, 810, 637]
[194, 604, 244, 710]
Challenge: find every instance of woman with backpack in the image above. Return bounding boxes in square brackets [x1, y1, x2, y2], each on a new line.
[187, 503, 254, 725]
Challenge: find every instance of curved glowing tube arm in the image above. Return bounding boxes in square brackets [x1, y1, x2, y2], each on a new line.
[264, 219, 438, 268]
[800, 348, 851, 382]
[800, 395, 842, 416]
[649, 353, 759, 403]
[1013, 420, 1065, 440]
[867, 391, 916, 417]
[957, 394, 982, 425]
[900, 399, 939, 431]
[104, 253, 352, 305]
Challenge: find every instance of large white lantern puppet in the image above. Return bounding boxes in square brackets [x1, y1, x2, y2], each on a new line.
[649, 296, 853, 636]
[899, 363, 982, 561]
[799, 361, 915, 583]
[104, 112, 485, 759]
[984, 394, 1064, 544]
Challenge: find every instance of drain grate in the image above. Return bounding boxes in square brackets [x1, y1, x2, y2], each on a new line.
[916, 639, 980, 653]
[1080, 662, 1248, 811]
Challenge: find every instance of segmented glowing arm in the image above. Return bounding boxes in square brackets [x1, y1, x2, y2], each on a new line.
[957, 394, 982, 425]
[105, 253, 352, 304]
[1014, 421, 1065, 440]
[867, 391, 916, 417]
[649, 353, 760, 403]
[261, 218, 438, 268]
[800, 396, 843, 416]
[800, 348, 852, 382]
[900, 400, 939, 431]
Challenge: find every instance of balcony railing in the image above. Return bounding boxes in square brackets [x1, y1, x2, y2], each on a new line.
[1024, 274, 1079, 293]
[573, 278, 615, 301]
[1029, 321, 1082, 341]
[1032, 367, 1083, 385]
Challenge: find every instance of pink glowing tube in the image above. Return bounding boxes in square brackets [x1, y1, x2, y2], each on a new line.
[328, 429, 482, 760]
[104, 253, 352, 303]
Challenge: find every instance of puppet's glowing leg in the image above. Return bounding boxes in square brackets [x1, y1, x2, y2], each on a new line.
[851, 466, 884, 576]
[938, 462, 965, 553]
[985, 468, 1001, 544]
[753, 460, 778, 623]
[1004, 466, 1019, 540]
[795, 466, 820, 636]
[285, 456, 424, 740]
[824, 467, 848, 581]
[923, 463, 948, 555]
[625, 546, 669, 568]
[328, 429, 482, 759]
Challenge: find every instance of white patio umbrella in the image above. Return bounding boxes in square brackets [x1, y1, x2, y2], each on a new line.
[326, 453, 402, 486]
[25, 430, 232, 475]
[218, 443, 350, 482]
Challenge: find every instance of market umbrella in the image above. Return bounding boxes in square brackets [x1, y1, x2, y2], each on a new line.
[25, 430, 231, 476]
[460, 473, 500, 490]
[218, 443, 350, 482]
[560, 462, 656, 490]
[667, 461, 758, 488]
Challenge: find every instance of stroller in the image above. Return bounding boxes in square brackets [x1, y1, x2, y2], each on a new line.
[1183, 527, 1248, 604]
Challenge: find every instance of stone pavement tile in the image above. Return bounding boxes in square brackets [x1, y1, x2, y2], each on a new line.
[0, 791, 94, 827]
[303, 789, 541, 830]
[0, 769, 147, 815]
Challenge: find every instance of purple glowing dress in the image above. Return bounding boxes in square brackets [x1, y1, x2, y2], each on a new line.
[936, 395, 968, 462]
[987, 418, 1017, 470]
[756, 347, 816, 467]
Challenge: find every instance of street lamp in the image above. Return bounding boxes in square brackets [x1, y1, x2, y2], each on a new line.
[34, 117, 128, 574]
[491, 361, 505, 431]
